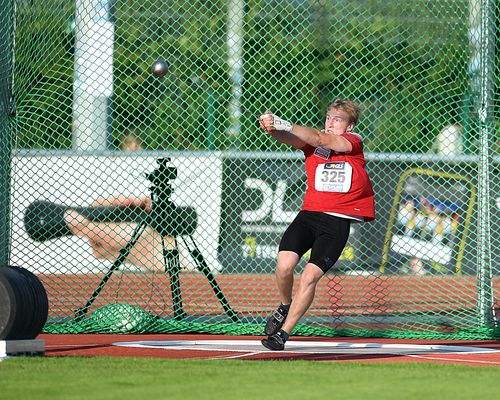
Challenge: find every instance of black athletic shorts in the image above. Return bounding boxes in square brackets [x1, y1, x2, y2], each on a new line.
[279, 210, 351, 273]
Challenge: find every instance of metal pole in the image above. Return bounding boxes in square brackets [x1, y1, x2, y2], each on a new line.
[0, 0, 13, 266]
[73, 0, 114, 151]
[464, 0, 481, 153]
[226, 0, 245, 144]
[476, 0, 495, 326]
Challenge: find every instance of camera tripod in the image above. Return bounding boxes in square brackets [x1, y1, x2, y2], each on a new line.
[74, 158, 238, 322]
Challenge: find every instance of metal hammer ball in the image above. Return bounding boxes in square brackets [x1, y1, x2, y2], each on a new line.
[151, 59, 168, 77]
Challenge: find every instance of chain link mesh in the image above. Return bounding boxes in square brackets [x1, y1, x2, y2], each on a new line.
[3, 0, 500, 339]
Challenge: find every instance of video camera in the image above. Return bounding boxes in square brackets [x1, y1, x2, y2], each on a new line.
[145, 157, 197, 237]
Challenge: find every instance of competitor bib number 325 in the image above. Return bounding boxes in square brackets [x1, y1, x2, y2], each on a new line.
[315, 162, 353, 193]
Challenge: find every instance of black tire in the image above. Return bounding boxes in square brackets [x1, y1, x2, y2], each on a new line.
[0, 270, 17, 339]
[0, 267, 32, 339]
[10, 266, 49, 339]
[0, 266, 49, 340]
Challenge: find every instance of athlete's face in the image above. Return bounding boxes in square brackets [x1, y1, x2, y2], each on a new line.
[324, 109, 354, 135]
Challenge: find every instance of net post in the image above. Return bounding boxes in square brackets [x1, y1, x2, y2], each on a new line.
[0, 0, 13, 266]
[476, 0, 496, 326]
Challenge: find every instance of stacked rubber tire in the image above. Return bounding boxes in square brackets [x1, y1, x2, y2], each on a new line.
[0, 266, 48, 340]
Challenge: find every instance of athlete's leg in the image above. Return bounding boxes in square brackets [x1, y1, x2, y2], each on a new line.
[275, 250, 301, 305]
[263, 250, 300, 336]
[281, 262, 324, 334]
[274, 212, 313, 305]
[262, 262, 324, 350]
[264, 211, 316, 340]
[262, 214, 350, 350]
[280, 216, 349, 334]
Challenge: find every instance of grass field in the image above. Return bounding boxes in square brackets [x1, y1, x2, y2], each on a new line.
[1, 357, 499, 400]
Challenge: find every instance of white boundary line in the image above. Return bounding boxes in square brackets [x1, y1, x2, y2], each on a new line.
[406, 354, 500, 365]
[111, 340, 500, 356]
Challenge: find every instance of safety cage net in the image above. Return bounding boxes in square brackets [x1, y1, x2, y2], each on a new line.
[1, 0, 500, 339]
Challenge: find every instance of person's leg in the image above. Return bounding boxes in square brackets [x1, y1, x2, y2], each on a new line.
[281, 263, 324, 334]
[261, 262, 324, 350]
[263, 250, 299, 335]
[275, 250, 301, 305]
[280, 217, 349, 335]
[262, 214, 351, 350]
[264, 212, 313, 336]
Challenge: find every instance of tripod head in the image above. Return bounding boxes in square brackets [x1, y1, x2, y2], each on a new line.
[146, 157, 177, 200]
[146, 157, 197, 237]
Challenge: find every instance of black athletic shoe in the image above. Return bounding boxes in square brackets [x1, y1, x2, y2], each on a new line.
[261, 329, 289, 351]
[264, 303, 290, 335]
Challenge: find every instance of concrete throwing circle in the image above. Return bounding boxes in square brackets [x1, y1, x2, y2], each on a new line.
[112, 340, 500, 355]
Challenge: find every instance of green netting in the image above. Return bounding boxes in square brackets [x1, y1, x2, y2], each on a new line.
[2, 0, 500, 340]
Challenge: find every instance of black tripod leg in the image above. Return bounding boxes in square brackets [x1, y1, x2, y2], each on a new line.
[74, 222, 149, 321]
[163, 237, 186, 320]
[182, 235, 238, 322]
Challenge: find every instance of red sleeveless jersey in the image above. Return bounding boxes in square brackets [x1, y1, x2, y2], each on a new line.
[301, 133, 375, 221]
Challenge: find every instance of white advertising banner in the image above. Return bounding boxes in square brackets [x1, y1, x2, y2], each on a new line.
[10, 153, 223, 273]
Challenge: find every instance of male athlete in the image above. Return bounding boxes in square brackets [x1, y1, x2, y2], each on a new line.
[259, 98, 375, 350]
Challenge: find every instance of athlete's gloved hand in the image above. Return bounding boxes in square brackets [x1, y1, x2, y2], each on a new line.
[259, 111, 293, 133]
